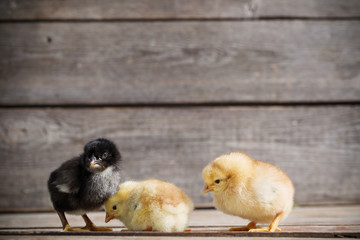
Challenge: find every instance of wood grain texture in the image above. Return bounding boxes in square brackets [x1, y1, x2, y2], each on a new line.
[0, 106, 359, 210]
[0, 21, 359, 105]
[0, 229, 359, 238]
[1, 206, 359, 228]
[0, 237, 354, 240]
[0, 207, 360, 238]
[0, 0, 359, 20]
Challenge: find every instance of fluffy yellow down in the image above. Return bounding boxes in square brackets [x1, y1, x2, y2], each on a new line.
[202, 152, 294, 231]
[105, 179, 194, 232]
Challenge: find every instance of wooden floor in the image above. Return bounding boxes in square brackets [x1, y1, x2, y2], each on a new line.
[0, 205, 359, 239]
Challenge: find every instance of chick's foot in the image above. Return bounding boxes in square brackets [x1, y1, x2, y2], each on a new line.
[249, 211, 284, 232]
[82, 224, 112, 232]
[82, 214, 112, 231]
[63, 224, 89, 232]
[230, 221, 257, 231]
[249, 227, 281, 232]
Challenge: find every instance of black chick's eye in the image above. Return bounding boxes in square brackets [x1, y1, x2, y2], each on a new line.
[112, 205, 117, 210]
[102, 152, 108, 159]
[215, 179, 220, 184]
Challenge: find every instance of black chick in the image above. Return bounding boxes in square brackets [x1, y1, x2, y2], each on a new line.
[48, 138, 122, 232]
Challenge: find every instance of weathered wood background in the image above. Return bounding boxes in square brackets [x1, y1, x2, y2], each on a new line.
[0, 0, 359, 211]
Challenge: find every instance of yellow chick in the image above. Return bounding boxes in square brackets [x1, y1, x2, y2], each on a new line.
[104, 179, 194, 232]
[202, 152, 294, 232]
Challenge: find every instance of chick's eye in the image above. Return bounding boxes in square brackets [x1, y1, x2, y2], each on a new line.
[112, 205, 117, 210]
[215, 179, 220, 184]
[102, 152, 108, 159]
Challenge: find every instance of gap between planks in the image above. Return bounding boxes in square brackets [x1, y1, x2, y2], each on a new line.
[1, 101, 360, 109]
[0, 229, 359, 238]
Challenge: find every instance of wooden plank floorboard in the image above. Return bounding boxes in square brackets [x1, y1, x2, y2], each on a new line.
[0, 0, 359, 20]
[0, 206, 359, 238]
[1, 21, 359, 105]
[0, 228, 359, 238]
[0, 237, 356, 240]
[1, 206, 359, 228]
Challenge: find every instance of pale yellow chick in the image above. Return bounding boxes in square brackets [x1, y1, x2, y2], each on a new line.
[104, 179, 194, 232]
[202, 152, 294, 232]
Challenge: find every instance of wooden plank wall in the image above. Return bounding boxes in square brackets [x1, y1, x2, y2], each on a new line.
[0, 0, 359, 211]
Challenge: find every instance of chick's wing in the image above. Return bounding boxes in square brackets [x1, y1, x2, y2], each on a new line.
[49, 157, 82, 194]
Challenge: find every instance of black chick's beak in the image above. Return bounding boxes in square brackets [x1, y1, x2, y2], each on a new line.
[90, 155, 97, 163]
[89, 155, 103, 172]
[90, 155, 100, 165]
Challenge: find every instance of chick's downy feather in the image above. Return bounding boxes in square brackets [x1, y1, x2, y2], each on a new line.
[47, 138, 122, 231]
[105, 179, 193, 232]
[202, 152, 294, 232]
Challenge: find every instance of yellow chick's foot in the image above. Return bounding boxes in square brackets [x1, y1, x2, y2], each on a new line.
[249, 211, 284, 232]
[249, 227, 281, 232]
[62, 224, 88, 232]
[230, 221, 257, 231]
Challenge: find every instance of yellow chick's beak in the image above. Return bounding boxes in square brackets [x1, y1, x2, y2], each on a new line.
[202, 184, 213, 194]
[105, 212, 115, 223]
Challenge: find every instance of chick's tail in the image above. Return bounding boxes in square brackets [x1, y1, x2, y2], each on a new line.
[151, 203, 192, 232]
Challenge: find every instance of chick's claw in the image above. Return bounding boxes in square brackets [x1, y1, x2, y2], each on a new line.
[62, 224, 88, 232]
[249, 227, 281, 232]
[82, 214, 112, 231]
[230, 222, 257, 231]
[82, 224, 113, 232]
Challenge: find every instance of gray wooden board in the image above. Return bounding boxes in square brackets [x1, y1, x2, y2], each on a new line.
[0, 207, 360, 238]
[0, 229, 359, 238]
[0, 0, 360, 20]
[0, 21, 359, 105]
[1, 206, 360, 228]
[0, 238, 359, 240]
[0, 238, 354, 240]
[0, 106, 359, 210]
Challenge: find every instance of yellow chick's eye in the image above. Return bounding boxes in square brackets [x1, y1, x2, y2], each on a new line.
[215, 179, 220, 184]
[112, 205, 117, 210]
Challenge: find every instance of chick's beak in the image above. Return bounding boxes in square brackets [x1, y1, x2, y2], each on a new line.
[202, 184, 213, 194]
[90, 161, 101, 167]
[90, 155, 98, 166]
[105, 212, 114, 223]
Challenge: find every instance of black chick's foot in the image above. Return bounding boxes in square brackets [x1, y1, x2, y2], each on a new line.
[82, 214, 112, 231]
[82, 223, 112, 231]
[63, 224, 89, 232]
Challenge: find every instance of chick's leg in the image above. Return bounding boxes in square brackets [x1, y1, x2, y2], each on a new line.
[268, 211, 284, 232]
[249, 212, 284, 232]
[230, 221, 257, 231]
[81, 214, 112, 231]
[57, 211, 87, 232]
